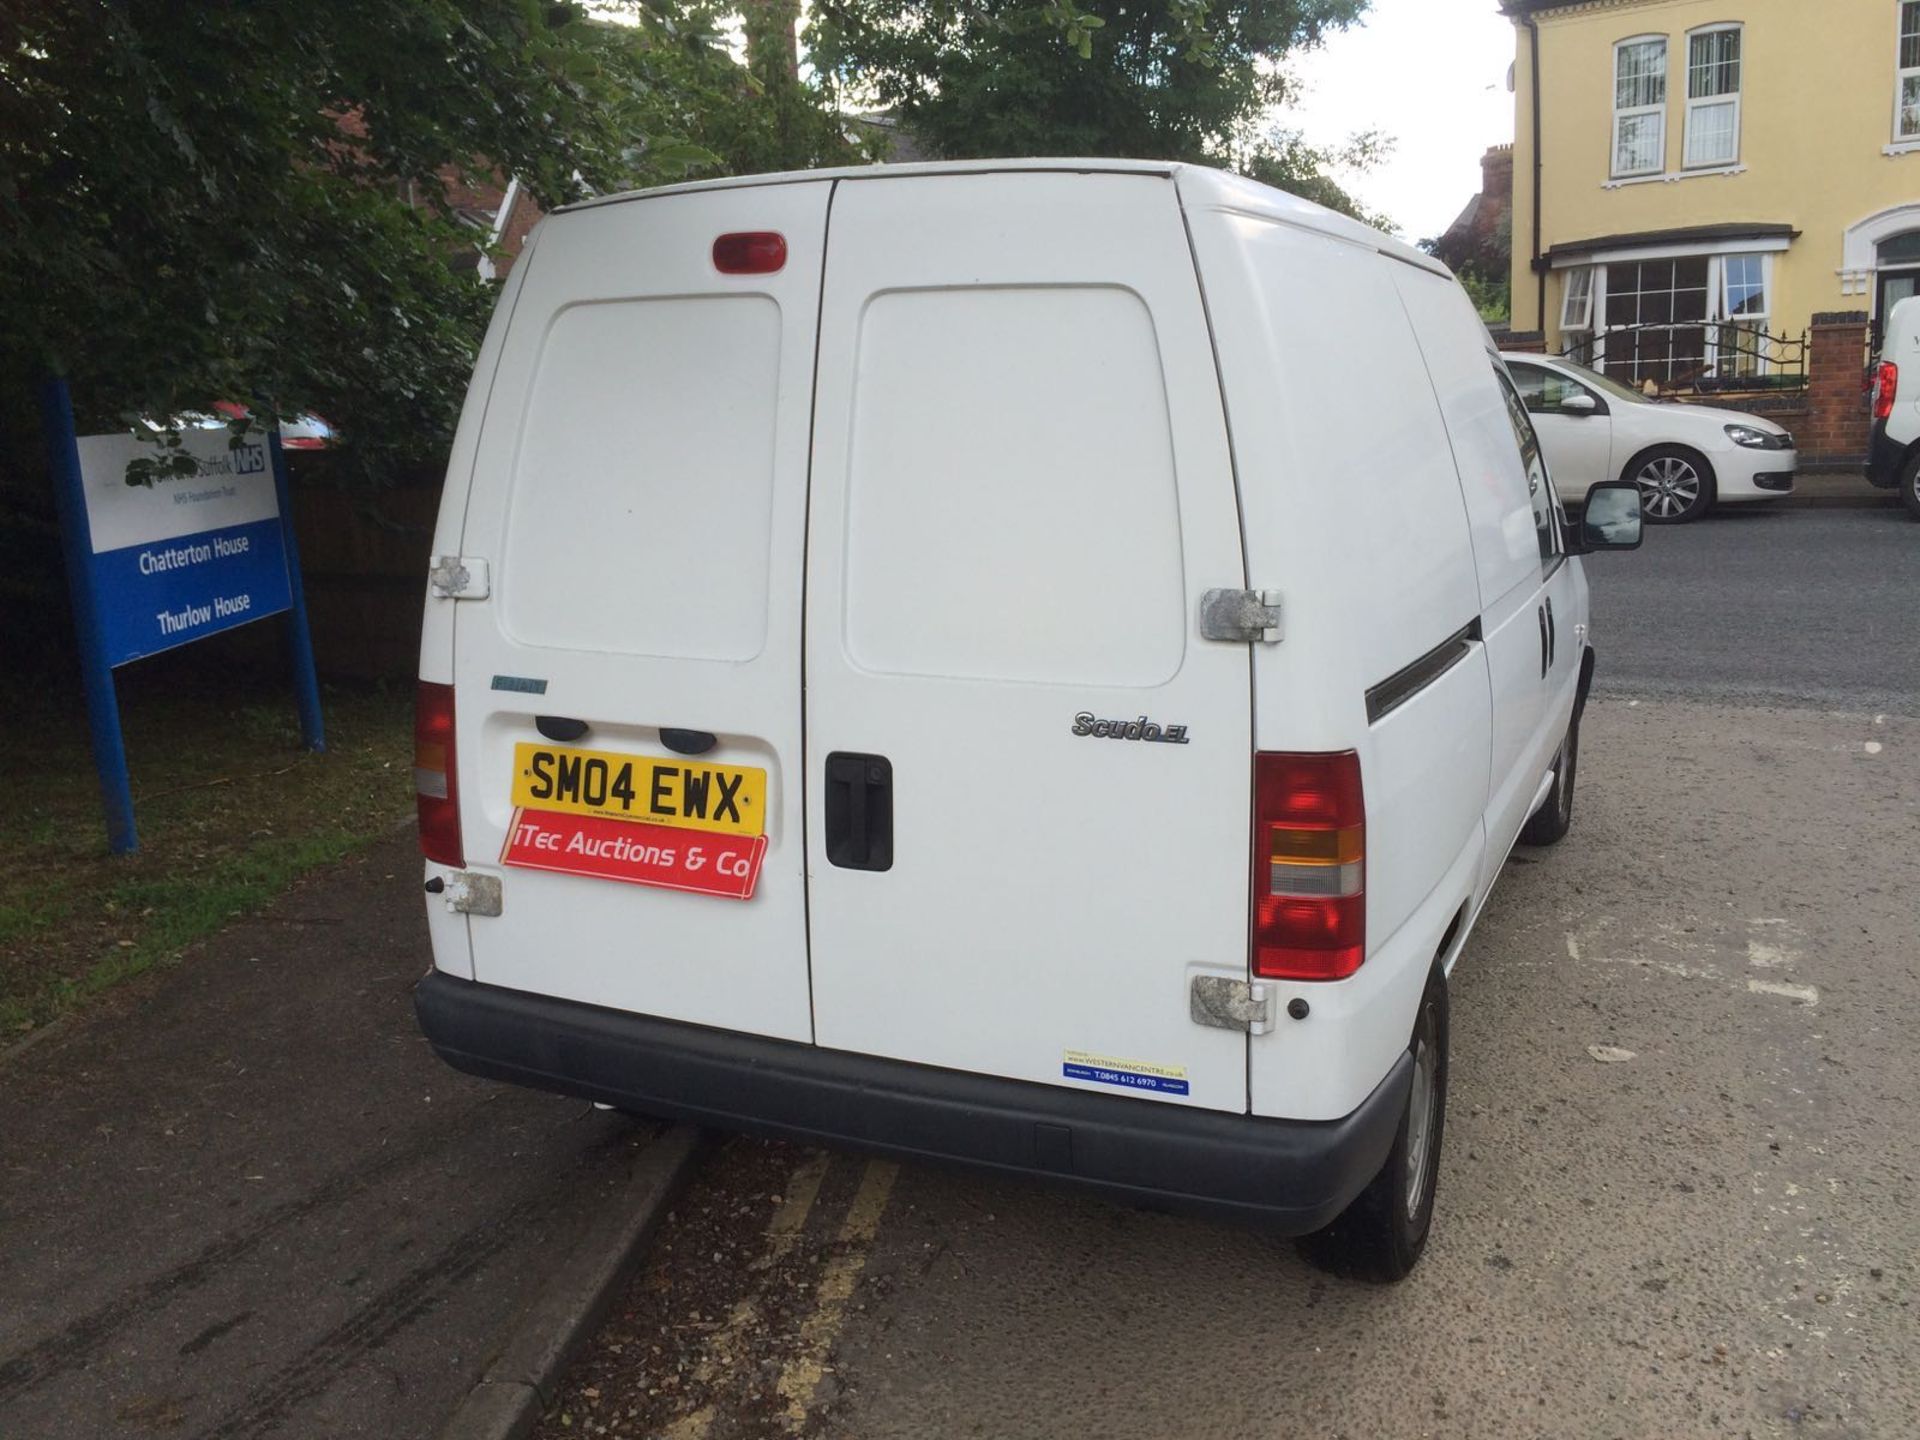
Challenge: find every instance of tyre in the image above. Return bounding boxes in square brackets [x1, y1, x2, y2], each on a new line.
[1519, 711, 1580, 847]
[1299, 969, 1448, 1283]
[1627, 445, 1714, 523]
[1902, 448, 1920, 521]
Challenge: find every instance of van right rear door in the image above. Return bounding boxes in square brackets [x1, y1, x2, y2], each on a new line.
[799, 171, 1254, 1112]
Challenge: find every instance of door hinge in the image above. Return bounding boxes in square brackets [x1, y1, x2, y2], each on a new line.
[1190, 975, 1274, 1036]
[443, 871, 502, 917]
[1200, 589, 1283, 644]
[429, 555, 491, 599]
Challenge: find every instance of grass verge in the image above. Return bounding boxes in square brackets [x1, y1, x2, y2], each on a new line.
[1, 674, 413, 1039]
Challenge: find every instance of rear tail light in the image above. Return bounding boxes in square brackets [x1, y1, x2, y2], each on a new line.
[1252, 751, 1365, 981]
[415, 681, 463, 867]
[1874, 361, 1899, 422]
[712, 231, 787, 275]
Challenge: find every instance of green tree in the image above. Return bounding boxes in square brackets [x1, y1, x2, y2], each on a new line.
[604, 0, 876, 182]
[807, 0, 1381, 220]
[0, 0, 836, 484]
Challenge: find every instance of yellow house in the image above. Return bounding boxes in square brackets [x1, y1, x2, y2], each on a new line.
[1504, 0, 1920, 387]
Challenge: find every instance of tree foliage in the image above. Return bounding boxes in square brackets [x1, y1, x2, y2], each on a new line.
[603, 0, 877, 182]
[807, 0, 1382, 220]
[0, 0, 854, 485]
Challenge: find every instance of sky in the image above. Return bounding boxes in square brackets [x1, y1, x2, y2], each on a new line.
[1282, 0, 1518, 243]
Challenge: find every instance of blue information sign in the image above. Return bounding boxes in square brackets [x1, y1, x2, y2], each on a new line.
[43, 380, 325, 853]
[72, 430, 295, 665]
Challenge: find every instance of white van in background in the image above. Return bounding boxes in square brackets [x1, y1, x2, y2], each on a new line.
[1867, 294, 1920, 519]
[410, 160, 1642, 1280]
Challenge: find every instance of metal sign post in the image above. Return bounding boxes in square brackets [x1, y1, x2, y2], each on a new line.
[42, 378, 139, 853]
[268, 429, 326, 754]
[41, 378, 327, 854]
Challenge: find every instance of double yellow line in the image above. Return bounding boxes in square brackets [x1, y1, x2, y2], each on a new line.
[665, 1154, 898, 1438]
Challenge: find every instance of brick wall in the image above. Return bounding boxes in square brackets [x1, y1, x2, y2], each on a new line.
[1801, 311, 1871, 468]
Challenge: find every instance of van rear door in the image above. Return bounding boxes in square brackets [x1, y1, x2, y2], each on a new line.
[449, 182, 829, 1044]
[801, 172, 1253, 1110]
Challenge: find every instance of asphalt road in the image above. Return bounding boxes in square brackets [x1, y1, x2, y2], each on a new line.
[1585, 502, 1920, 711]
[535, 502, 1920, 1440]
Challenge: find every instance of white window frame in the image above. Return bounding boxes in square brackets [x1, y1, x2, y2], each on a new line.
[1897, 1, 1920, 141]
[1683, 23, 1742, 169]
[1561, 266, 1595, 331]
[1613, 35, 1669, 178]
[1715, 253, 1771, 377]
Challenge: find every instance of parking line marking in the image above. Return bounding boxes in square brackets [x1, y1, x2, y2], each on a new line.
[775, 1159, 898, 1426]
[664, 1152, 833, 1440]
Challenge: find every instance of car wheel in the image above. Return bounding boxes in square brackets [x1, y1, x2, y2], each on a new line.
[1628, 446, 1714, 523]
[1520, 713, 1579, 846]
[1299, 969, 1448, 1283]
[1902, 448, 1920, 521]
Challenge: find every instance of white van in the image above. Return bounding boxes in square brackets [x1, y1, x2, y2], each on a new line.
[411, 160, 1642, 1280]
[1867, 294, 1920, 519]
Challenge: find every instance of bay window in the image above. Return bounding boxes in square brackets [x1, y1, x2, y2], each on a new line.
[1684, 25, 1742, 167]
[1613, 37, 1668, 177]
[1559, 254, 1773, 386]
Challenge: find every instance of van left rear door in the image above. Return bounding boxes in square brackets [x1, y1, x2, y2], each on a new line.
[448, 182, 831, 1044]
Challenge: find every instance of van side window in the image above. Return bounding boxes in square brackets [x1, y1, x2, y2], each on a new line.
[1492, 364, 1562, 564]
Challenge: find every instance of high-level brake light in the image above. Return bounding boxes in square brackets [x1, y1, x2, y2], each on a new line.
[712, 232, 787, 275]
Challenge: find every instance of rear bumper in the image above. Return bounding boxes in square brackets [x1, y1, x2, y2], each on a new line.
[413, 971, 1411, 1235]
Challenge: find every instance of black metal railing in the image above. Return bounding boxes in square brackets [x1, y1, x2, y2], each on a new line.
[1559, 323, 1809, 394]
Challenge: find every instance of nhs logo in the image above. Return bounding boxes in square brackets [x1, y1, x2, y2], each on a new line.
[233, 442, 268, 475]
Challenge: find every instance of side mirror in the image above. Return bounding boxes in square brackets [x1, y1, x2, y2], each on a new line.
[1559, 391, 1598, 415]
[1576, 481, 1643, 552]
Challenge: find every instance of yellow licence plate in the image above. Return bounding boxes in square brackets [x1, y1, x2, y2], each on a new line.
[510, 743, 766, 837]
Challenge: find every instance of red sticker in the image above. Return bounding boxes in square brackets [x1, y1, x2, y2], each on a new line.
[501, 808, 768, 899]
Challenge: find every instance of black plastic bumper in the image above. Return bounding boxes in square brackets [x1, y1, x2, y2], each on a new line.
[1866, 420, 1904, 488]
[413, 971, 1412, 1235]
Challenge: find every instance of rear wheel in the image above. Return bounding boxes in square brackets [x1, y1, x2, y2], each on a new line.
[1520, 711, 1580, 846]
[1299, 969, 1448, 1283]
[1629, 446, 1714, 523]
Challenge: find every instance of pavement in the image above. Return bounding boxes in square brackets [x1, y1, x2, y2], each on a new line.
[1783, 469, 1891, 508]
[0, 827, 694, 1440]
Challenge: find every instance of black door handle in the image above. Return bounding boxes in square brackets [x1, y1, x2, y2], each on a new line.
[1545, 596, 1557, 669]
[825, 752, 893, 871]
[1537, 606, 1549, 679]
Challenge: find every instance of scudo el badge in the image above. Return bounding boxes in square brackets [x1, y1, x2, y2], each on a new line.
[1071, 712, 1190, 744]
